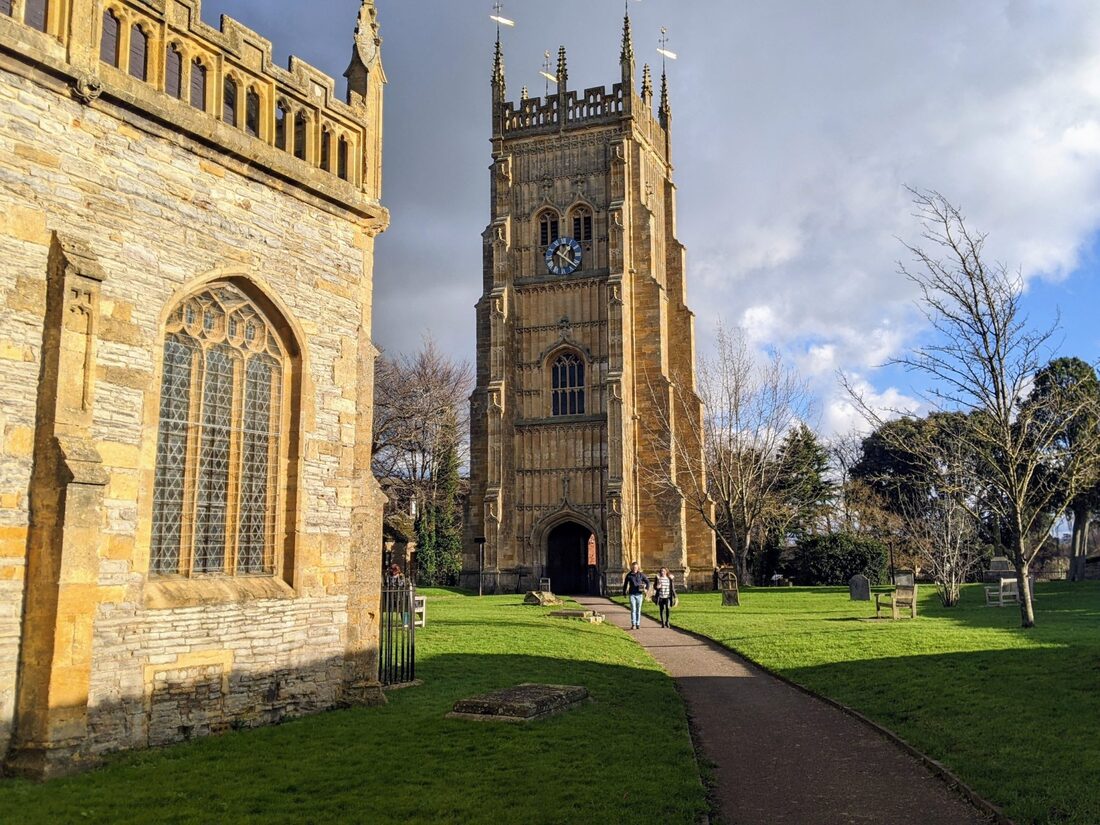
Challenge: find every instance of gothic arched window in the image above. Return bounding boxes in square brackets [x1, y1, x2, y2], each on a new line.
[551, 352, 586, 417]
[151, 284, 289, 578]
[190, 59, 207, 111]
[100, 10, 120, 66]
[165, 44, 183, 99]
[320, 127, 332, 171]
[337, 137, 350, 181]
[223, 77, 239, 126]
[245, 88, 261, 137]
[293, 111, 308, 161]
[275, 103, 289, 150]
[24, 0, 47, 32]
[572, 206, 594, 243]
[129, 24, 148, 81]
[539, 211, 560, 248]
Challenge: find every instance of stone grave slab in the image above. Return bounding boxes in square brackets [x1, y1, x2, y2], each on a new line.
[548, 609, 604, 624]
[448, 684, 589, 723]
[524, 590, 563, 607]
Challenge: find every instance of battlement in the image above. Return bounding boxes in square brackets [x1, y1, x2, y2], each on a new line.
[0, 0, 384, 209]
[503, 83, 627, 135]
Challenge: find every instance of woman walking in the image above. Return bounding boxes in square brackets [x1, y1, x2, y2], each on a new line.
[655, 567, 676, 628]
[622, 561, 650, 630]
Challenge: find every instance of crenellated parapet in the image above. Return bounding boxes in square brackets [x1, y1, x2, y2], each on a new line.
[0, 0, 385, 211]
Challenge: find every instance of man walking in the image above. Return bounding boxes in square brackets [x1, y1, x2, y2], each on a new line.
[622, 561, 650, 630]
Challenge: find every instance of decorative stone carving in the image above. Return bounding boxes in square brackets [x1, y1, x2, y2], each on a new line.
[72, 73, 103, 104]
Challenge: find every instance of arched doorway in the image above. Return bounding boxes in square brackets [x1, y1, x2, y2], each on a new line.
[546, 522, 597, 595]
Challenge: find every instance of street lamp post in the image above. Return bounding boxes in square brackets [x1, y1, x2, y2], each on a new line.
[475, 537, 486, 597]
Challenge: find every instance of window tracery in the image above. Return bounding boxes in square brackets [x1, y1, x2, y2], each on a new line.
[151, 284, 287, 578]
[551, 352, 586, 417]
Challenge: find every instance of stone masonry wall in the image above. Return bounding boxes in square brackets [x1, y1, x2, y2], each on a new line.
[0, 53, 379, 761]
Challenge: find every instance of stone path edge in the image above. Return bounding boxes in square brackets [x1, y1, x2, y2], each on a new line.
[667, 622, 1014, 825]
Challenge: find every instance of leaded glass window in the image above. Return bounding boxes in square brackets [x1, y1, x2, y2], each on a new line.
[151, 285, 286, 578]
[551, 352, 585, 417]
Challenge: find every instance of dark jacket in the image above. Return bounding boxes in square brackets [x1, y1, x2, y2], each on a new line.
[622, 571, 650, 596]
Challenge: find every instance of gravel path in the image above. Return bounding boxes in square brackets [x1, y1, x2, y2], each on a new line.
[574, 595, 993, 825]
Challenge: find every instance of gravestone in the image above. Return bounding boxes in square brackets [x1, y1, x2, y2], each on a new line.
[849, 574, 871, 601]
[448, 684, 589, 723]
[548, 609, 604, 624]
[524, 591, 562, 607]
[718, 568, 740, 607]
[894, 569, 915, 587]
[985, 556, 1014, 583]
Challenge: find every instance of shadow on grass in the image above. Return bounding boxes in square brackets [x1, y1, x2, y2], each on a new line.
[0, 653, 707, 825]
[783, 646, 1100, 825]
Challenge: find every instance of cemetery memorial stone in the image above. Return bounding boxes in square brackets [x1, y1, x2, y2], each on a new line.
[893, 569, 915, 587]
[448, 684, 590, 723]
[718, 568, 740, 607]
[849, 574, 871, 601]
[524, 591, 562, 607]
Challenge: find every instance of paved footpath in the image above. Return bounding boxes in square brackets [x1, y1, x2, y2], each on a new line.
[574, 596, 992, 825]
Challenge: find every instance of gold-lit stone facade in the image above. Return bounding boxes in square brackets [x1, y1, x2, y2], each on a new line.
[0, 0, 388, 776]
[465, 23, 716, 595]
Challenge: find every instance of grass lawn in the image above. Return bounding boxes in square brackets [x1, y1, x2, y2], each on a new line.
[0, 590, 707, 825]
[640, 581, 1100, 825]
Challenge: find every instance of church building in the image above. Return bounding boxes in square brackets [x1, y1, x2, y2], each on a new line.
[0, 0, 388, 775]
[465, 14, 716, 595]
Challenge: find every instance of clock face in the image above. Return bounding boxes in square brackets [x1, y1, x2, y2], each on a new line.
[545, 237, 583, 276]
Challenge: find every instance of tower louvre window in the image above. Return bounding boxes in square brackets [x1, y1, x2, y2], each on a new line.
[129, 24, 148, 81]
[551, 352, 586, 417]
[165, 44, 183, 98]
[190, 59, 207, 111]
[245, 89, 261, 137]
[572, 207, 593, 243]
[24, 0, 47, 32]
[0, 1, 11, 17]
[223, 78, 239, 126]
[100, 10, 120, 67]
[539, 211, 560, 248]
[151, 284, 288, 578]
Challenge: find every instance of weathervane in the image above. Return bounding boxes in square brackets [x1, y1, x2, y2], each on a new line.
[657, 26, 678, 65]
[490, 2, 515, 31]
[540, 50, 556, 95]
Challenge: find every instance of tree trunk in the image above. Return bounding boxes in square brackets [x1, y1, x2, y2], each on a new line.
[1015, 556, 1035, 628]
[1069, 505, 1090, 582]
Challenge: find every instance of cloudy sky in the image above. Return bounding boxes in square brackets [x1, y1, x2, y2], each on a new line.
[213, 0, 1100, 435]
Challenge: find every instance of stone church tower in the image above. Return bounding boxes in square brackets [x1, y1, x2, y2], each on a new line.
[465, 15, 716, 594]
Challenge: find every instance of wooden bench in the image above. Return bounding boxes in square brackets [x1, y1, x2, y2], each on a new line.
[984, 577, 1035, 607]
[876, 584, 917, 619]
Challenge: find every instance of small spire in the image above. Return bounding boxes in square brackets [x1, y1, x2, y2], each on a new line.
[641, 63, 653, 101]
[492, 32, 506, 95]
[621, 11, 634, 64]
[521, 85, 529, 100]
[557, 45, 568, 88]
[659, 67, 670, 124]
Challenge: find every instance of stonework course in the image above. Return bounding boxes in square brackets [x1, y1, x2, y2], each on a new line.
[0, 0, 388, 776]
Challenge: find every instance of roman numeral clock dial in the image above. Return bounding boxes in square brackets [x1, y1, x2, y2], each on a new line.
[545, 237, 583, 276]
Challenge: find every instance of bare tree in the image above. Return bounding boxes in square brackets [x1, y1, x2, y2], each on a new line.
[853, 190, 1100, 627]
[372, 336, 473, 501]
[643, 323, 814, 584]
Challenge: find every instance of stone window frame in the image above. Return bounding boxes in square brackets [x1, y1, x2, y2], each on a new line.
[320, 124, 333, 172]
[222, 71, 242, 127]
[189, 54, 210, 113]
[147, 277, 303, 586]
[245, 85, 263, 138]
[546, 347, 588, 418]
[568, 202, 596, 269]
[19, 0, 50, 34]
[292, 109, 311, 163]
[274, 99, 290, 151]
[96, 4, 159, 83]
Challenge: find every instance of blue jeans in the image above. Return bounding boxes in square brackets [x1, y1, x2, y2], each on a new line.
[629, 593, 644, 627]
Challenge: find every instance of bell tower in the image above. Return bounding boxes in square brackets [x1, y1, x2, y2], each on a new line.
[465, 13, 715, 594]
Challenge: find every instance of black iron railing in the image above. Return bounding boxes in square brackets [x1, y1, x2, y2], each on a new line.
[379, 583, 416, 686]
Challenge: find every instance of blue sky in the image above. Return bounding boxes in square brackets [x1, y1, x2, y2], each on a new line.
[211, 0, 1100, 434]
